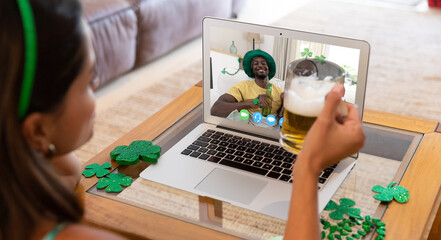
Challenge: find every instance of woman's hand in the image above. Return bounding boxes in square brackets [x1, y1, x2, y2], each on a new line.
[284, 84, 365, 240]
[298, 84, 365, 176]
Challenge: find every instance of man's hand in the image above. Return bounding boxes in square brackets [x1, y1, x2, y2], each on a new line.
[257, 94, 273, 108]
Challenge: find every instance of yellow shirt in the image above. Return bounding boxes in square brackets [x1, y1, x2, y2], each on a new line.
[226, 80, 283, 115]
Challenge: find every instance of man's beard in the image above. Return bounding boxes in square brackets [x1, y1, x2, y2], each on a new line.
[255, 72, 267, 80]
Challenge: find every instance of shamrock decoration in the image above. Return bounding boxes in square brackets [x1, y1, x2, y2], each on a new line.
[321, 196, 390, 239]
[110, 140, 161, 165]
[372, 182, 409, 203]
[96, 173, 132, 193]
[221, 58, 241, 76]
[301, 48, 313, 59]
[82, 162, 112, 178]
[221, 67, 240, 76]
[324, 198, 361, 220]
[314, 54, 327, 64]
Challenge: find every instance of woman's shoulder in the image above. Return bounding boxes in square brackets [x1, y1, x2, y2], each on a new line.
[57, 223, 127, 240]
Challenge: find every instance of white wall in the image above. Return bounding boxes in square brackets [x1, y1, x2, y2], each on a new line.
[210, 27, 275, 57]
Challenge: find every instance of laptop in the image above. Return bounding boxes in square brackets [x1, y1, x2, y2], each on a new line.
[140, 17, 370, 220]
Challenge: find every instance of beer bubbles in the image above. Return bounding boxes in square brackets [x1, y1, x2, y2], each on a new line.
[280, 59, 345, 153]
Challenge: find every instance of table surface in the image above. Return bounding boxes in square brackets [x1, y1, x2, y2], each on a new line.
[77, 82, 441, 240]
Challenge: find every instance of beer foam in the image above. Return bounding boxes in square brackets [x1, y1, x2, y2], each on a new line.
[284, 77, 336, 117]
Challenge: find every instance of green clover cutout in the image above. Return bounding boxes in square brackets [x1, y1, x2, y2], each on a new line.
[96, 173, 132, 193]
[314, 54, 327, 64]
[301, 48, 313, 59]
[372, 182, 409, 203]
[110, 140, 161, 165]
[324, 198, 361, 220]
[82, 162, 112, 178]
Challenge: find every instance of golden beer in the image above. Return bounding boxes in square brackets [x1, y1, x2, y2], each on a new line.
[280, 109, 317, 153]
[280, 76, 336, 153]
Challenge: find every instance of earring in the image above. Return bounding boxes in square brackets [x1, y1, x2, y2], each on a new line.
[47, 143, 56, 158]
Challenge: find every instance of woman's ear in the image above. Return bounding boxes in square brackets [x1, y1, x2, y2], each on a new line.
[21, 113, 51, 155]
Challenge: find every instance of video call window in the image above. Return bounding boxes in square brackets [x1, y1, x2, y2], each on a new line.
[209, 27, 360, 130]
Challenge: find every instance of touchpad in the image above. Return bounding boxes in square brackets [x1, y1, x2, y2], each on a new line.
[195, 168, 267, 204]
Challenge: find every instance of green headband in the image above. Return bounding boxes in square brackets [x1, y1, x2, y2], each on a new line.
[17, 0, 37, 119]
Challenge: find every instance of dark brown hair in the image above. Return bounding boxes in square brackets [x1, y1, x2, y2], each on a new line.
[0, 0, 85, 239]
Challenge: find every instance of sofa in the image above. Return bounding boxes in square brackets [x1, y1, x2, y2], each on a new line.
[80, 0, 246, 88]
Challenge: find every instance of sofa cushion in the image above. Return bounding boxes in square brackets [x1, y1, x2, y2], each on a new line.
[79, 0, 245, 87]
[81, 0, 138, 86]
[135, 0, 233, 66]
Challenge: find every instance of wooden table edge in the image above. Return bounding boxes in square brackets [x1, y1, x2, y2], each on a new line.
[362, 109, 439, 134]
[381, 132, 441, 239]
[78, 85, 203, 190]
[77, 85, 241, 239]
[78, 83, 441, 239]
[79, 191, 239, 240]
[436, 122, 441, 133]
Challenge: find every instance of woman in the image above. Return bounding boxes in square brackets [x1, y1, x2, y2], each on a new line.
[0, 0, 364, 239]
[0, 0, 123, 239]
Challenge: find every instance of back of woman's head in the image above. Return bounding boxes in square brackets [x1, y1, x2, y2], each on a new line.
[0, 0, 85, 238]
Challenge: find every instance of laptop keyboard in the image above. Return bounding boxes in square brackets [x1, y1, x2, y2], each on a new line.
[181, 129, 337, 188]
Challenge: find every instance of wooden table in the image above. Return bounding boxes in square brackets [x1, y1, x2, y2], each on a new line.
[77, 81, 441, 240]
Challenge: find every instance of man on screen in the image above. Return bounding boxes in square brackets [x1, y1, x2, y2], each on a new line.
[211, 49, 284, 118]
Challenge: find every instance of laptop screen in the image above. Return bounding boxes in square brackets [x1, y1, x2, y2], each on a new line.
[203, 18, 369, 139]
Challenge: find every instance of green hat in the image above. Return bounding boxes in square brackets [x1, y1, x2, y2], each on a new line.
[243, 49, 276, 80]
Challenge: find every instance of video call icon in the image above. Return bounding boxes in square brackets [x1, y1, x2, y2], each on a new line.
[240, 109, 250, 120]
[266, 115, 276, 126]
[253, 112, 263, 123]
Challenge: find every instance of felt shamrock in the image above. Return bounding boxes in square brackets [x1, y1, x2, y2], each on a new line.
[82, 162, 112, 178]
[301, 48, 313, 59]
[110, 140, 161, 165]
[96, 173, 132, 193]
[321, 215, 387, 240]
[372, 182, 409, 203]
[324, 198, 361, 220]
[314, 54, 327, 64]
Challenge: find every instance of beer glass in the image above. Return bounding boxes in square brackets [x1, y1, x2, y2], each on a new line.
[280, 59, 345, 153]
